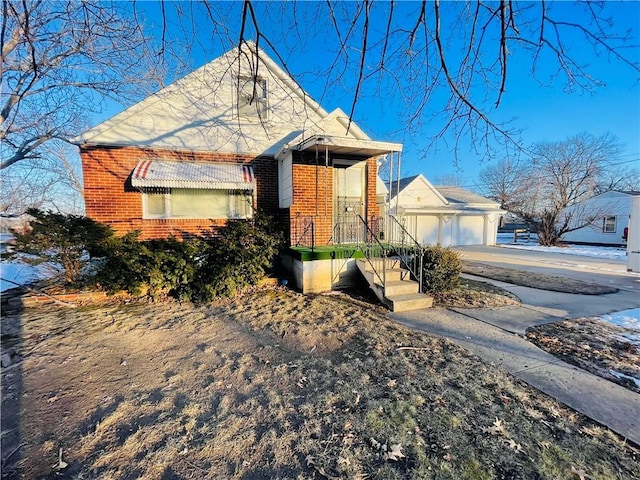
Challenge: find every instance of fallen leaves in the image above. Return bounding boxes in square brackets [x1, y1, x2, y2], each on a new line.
[369, 437, 405, 462]
[570, 465, 589, 479]
[483, 417, 506, 437]
[483, 418, 525, 454]
[505, 438, 523, 452]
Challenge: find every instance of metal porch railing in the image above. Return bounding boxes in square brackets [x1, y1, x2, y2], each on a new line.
[386, 215, 424, 292]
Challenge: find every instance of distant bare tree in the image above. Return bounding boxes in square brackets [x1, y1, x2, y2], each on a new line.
[480, 133, 622, 245]
[0, 0, 163, 213]
[479, 158, 532, 210]
[433, 173, 464, 187]
[595, 163, 640, 194]
[0, 142, 84, 215]
[1, 0, 162, 169]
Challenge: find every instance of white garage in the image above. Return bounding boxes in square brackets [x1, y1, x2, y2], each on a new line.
[388, 174, 504, 247]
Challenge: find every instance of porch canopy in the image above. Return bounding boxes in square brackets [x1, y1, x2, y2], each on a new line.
[131, 160, 254, 190]
[295, 135, 403, 158]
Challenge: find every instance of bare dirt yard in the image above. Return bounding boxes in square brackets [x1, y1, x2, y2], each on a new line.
[2, 286, 638, 480]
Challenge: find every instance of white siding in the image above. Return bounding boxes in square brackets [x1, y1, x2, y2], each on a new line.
[398, 181, 446, 209]
[278, 150, 293, 208]
[563, 192, 633, 245]
[628, 196, 640, 271]
[79, 44, 331, 156]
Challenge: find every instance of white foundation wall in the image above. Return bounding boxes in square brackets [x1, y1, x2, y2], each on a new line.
[283, 255, 362, 293]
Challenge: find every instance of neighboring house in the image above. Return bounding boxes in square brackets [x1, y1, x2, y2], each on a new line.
[562, 191, 639, 246]
[75, 41, 401, 245]
[388, 174, 504, 246]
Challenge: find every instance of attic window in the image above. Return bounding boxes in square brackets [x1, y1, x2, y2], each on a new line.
[237, 76, 268, 118]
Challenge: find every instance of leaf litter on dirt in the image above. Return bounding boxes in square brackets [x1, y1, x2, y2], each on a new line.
[1, 288, 639, 479]
[527, 317, 640, 394]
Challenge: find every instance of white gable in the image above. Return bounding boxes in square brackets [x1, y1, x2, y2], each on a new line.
[76, 42, 360, 156]
[394, 174, 448, 208]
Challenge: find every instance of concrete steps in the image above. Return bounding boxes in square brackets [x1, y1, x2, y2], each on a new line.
[356, 258, 433, 312]
[386, 293, 434, 312]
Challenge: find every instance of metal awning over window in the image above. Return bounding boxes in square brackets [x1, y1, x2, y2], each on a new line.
[131, 160, 255, 190]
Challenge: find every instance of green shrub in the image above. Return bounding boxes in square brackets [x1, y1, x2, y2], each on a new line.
[419, 245, 461, 293]
[96, 213, 284, 302]
[11, 208, 115, 284]
[97, 234, 207, 300]
[191, 213, 284, 301]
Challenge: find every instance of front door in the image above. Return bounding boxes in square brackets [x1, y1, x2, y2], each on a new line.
[334, 162, 365, 243]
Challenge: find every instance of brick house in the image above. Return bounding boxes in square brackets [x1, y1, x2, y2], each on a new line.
[76, 42, 402, 246]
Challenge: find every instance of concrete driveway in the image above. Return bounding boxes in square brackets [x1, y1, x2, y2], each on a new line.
[389, 245, 640, 445]
[452, 245, 640, 333]
[453, 244, 639, 293]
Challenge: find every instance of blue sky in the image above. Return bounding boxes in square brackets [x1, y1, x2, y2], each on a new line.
[102, 1, 639, 191]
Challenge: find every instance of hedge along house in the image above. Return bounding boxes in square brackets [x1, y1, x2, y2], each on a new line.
[76, 41, 427, 307]
[389, 174, 504, 247]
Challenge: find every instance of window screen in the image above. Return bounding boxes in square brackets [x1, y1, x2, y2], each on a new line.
[238, 76, 268, 117]
[146, 193, 166, 216]
[172, 190, 229, 218]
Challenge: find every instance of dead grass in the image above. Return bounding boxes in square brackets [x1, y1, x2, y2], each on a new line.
[2, 288, 639, 479]
[527, 318, 640, 394]
[434, 278, 521, 308]
[462, 262, 618, 295]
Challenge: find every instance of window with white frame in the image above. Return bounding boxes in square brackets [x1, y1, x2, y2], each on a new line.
[237, 76, 268, 118]
[603, 216, 616, 233]
[143, 189, 253, 220]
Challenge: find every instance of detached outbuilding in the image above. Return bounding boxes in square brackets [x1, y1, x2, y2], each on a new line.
[388, 174, 504, 246]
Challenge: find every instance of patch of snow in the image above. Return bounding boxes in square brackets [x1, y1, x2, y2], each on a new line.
[600, 308, 640, 332]
[609, 370, 640, 389]
[0, 259, 55, 292]
[600, 308, 640, 347]
[496, 233, 627, 261]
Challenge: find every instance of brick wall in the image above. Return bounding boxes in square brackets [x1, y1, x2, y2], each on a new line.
[81, 145, 278, 239]
[365, 156, 381, 220]
[81, 145, 380, 245]
[287, 152, 380, 246]
[289, 163, 334, 245]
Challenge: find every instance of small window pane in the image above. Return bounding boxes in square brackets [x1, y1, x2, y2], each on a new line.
[238, 77, 268, 117]
[603, 216, 616, 233]
[146, 194, 166, 216]
[230, 191, 253, 218]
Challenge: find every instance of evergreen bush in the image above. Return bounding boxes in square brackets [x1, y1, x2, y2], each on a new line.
[11, 208, 115, 284]
[12, 209, 284, 301]
[191, 214, 284, 301]
[420, 245, 462, 293]
[97, 213, 284, 302]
